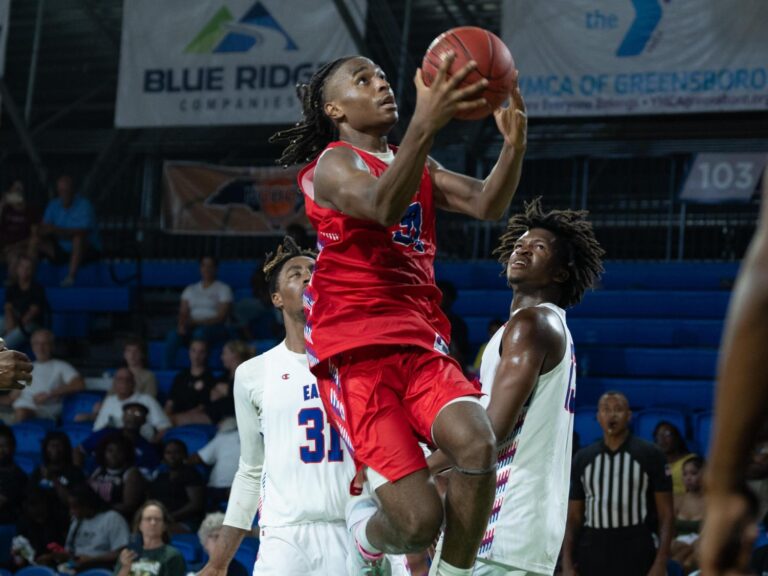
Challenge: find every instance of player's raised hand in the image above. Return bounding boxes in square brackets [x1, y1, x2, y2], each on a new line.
[493, 71, 527, 150]
[413, 51, 488, 134]
[699, 491, 758, 575]
[0, 348, 32, 390]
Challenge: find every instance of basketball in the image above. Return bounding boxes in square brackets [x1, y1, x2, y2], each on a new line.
[421, 26, 516, 120]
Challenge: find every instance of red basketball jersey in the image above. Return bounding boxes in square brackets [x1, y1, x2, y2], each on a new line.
[298, 141, 451, 367]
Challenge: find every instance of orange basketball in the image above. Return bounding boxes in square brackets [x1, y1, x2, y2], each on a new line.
[421, 26, 516, 120]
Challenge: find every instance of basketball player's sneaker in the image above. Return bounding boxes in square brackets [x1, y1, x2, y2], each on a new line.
[346, 496, 392, 576]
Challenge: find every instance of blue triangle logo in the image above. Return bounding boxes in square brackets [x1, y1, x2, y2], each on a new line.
[214, 2, 298, 53]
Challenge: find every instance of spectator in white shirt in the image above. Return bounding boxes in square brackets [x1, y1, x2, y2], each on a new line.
[163, 257, 233, 369]
[90, 368, 170, 441]
[188, 417, 240, 510]
[10, 328, 84, 421]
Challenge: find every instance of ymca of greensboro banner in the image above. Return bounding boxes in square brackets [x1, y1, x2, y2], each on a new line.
[161, 162, 310, 235]
[116, 0, 366, 127]
[502, 0, 768, 117]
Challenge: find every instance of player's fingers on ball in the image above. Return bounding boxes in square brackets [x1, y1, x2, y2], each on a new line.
[512, 85, 527, 113]
[414, 68, 425, 88]
[453, 79, 488, 102]
[450, 60, 479, 87]
[434, 51, 455, 84]
[456, 98, 488, 112]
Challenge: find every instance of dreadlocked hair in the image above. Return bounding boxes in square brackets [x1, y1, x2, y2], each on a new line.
[494, 197, 605, 308]
[269, 57, 354, 167]
[263, 235, 317, 295]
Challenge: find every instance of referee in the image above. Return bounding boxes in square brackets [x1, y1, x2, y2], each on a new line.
[562, 391, 673, 576]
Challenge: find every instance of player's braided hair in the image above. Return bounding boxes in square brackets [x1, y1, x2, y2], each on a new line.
[494, 197, 605, 308]
[269, 57, 354, 167]
[263, 235, 317, 294]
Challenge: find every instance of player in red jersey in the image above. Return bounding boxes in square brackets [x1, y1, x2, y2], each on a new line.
[271, 52, 527, 576]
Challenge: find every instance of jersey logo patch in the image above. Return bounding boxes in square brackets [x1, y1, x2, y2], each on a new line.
[281, 373, 290, 380]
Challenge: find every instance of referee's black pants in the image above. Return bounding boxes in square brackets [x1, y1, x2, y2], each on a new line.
[576, 525, 656, 576]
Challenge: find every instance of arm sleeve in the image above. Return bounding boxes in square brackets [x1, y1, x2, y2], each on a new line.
[58, 361, 80, 385]
[223, 362, 264, 531]
[93, 398, 113, 431]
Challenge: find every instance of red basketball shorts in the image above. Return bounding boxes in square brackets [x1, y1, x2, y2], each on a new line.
[313, 345, 482, 484]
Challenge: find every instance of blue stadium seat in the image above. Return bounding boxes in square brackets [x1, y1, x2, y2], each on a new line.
[574, 406, 603, 446]
[78, 569, 114, 576]
[164, 425, 216, 454]
[52, 312, 90, 338]
[11, 422, 49, 454]
[61, 391, 105, 425]
[14, 453, 40, 474]
[155, 370, 177, 403]
[578, 378, 714, 411]
[633, 408, 687, 443]
[47, 287, 132, 312]
[578, 348, 718, 379]
[148, 342, 224, 371]
[171, 534, 202, 564]
[15, 567, 59, 576]
[568, 318, 723, 348]
[666, 559, 684, 576]
[0, 524, 16, 566]
[59, 423, 95, 448]
[599, 262, 738, 291]
[435, 262, 507, 290]
[693, 411, 714, 456]
[23, 418, 56, 431]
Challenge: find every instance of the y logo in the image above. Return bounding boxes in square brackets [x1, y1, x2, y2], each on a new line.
[617, 0, 662, 57]
[186, 2, 298, 54]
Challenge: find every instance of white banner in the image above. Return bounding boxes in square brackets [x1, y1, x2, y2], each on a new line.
[680, 153, 766, 203]
[502, 0, 768, 117]
[116, 0, 366, 127]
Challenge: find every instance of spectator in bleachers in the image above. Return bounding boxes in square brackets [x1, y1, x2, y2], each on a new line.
[187, 417, 239, 511]
[164, 340, 216, 426]
[148, 439, 205, 533]
[114, 500, 186, 576]
[31, 431, 85, 509]
[91, 367, 170, 441]
[197, 512, 249, 576]
[0, 425, 27, 524]
[207, 340, 253, 425]
[653, 420, 697, 496]
[36, 483, 130, 571]
[670, 456, 705, 574]
[163, 256, 232, 369]
[29, 174, 101, 288]
[437, 279, 470, 369]
[76, 403, 161, 476]
[1, 255, 48, 349]
[470, 317, 504, 374]
[0, 180, 39, 286]
[89, 434, 146, 520]
[233, 269, 280, 340]
[12, 485, 68, 568]
[10, 328, 84, 422]
[122, 337, 157, 397]
[562, 392, 673, 576]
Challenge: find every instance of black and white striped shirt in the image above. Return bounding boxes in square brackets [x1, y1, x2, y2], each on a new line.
[570, 434, 671, 529]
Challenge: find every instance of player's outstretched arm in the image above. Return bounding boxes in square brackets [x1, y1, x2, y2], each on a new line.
[700, 169, 768, 575]
[314, 53, 487, 227]
[430, 76, 526, 221]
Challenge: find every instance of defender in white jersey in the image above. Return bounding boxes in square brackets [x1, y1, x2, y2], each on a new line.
[198, 238, 408, 576]
[428, 199, 604, 576]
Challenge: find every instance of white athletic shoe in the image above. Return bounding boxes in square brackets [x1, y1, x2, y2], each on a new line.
[345, 496, 392, 576]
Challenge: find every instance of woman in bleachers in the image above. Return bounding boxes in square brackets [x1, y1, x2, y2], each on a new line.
[654, 420, 698, 495]
[89, 434, 146, 521]
[148, 439, 205, 533]
[207, 340, 253, 425]
[122, 337, 158, 398]
[114, 500, 186, 576]
[30, 431, 85, 533]
[671, 456, 705, 574]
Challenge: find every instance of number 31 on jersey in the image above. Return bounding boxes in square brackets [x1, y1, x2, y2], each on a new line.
[298, 407, 344, 463]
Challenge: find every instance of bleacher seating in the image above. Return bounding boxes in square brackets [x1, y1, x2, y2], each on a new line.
[11, 422, 49, 454]
[633, 408, 688, 442]
[234, 537, 260, 572]
[61, 391, 105, 425]
[0, 524, 16, 566]
[15, 566, 58, 576]
[164, 425, 217, 454]
[59, 423, 96, 448]
[14, 453, 40, 475]
[574, 406, 603, 446]
[171, 534, 202, 565]
[693, 411, 714, 455]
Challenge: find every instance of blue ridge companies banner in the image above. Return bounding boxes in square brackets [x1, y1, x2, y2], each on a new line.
[116, 0, 366, 127]
[162, 162, 309, 235]
[502, 0, 768, 117]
